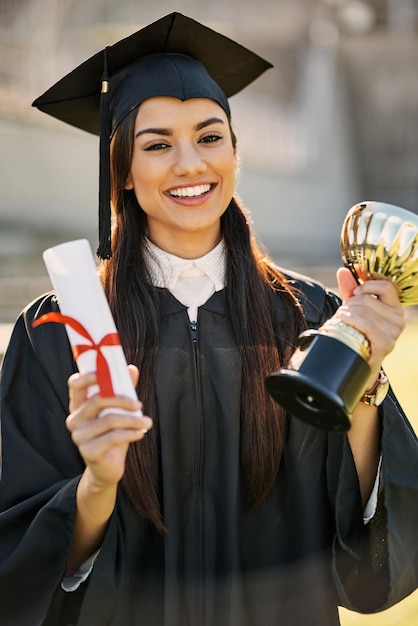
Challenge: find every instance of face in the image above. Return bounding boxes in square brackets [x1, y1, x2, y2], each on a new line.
[125, 96, 237, 257]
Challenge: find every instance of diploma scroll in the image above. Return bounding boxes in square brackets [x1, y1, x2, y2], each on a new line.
[34, 239, 140, 414]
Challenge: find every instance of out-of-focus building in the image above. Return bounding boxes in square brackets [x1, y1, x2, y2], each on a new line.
[1, 0, 418, 324]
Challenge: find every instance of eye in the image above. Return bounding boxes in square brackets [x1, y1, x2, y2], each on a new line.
[199, 133, 222, 144]
[144, 141, 171, 152]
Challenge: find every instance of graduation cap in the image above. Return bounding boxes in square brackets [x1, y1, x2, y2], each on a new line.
[32, 12, 273, 259]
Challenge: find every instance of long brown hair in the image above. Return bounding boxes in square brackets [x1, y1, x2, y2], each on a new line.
[101, 105, 304, 532]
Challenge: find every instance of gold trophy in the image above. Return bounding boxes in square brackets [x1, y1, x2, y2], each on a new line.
[265, 201, 418, 431]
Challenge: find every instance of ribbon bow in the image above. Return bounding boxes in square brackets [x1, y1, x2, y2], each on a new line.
[32, 312, 121, 397]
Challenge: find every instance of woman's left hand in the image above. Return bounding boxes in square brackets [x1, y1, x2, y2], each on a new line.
[334, 267, 406, 381]
[335, 268, 404, 505]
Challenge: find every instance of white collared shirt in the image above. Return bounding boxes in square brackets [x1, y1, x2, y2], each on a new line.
[145, 237, 226, 322]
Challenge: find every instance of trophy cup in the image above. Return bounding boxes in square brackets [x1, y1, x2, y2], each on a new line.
[265, 201, 418, 432]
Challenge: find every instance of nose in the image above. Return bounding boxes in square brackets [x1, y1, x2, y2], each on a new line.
[172, 142, 207, 178]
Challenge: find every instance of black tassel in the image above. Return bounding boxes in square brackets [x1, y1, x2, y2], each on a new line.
[97, 46, 112, 260]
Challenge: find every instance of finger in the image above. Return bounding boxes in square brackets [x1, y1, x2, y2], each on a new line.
[68, 371, 97, 412]
[128, 364, 140, 387]
[339, 282, 405, 338]
[74, 428, 149, 485]
[66, 393, 144, 431]
[69, 366, 140, 413]
[78, 425, 150, 453]
[69, 411, 152, 447]
[67, 409, 152, 486]
[68, 415, 151, 476]
[336, 301, 405, 367]
[353, 279, 402, 306]
[336, 267, 358, 301]
[338, 292, 404, 326]
[337, 296, 405, 339]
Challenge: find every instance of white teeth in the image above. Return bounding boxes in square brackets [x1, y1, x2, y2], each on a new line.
[169, 184, 211, 198]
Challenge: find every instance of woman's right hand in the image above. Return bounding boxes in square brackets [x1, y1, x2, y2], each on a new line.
[64, 366, 151, 576]
[66, 365, 153, 490]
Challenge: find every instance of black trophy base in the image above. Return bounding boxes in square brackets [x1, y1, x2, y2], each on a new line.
[265, 332, 371, 432]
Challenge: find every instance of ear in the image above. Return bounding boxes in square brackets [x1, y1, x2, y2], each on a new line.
[125, 172, 134, 190]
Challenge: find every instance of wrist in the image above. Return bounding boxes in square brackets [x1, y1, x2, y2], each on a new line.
[82, 467, 119, 494]
[77, 470, 118, 521]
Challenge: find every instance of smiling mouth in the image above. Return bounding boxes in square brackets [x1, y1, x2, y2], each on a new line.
[167, 184, 214, 198]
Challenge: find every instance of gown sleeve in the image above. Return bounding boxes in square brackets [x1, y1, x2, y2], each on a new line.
[330, 391, 418, 613]
[0, 294, 86, 625]
[307, 287, 418, 613]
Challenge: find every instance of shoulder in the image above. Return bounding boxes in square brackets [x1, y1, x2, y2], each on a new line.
[4, 292, 59, 351]
[3, 292, 74, 385]
[277, 267, 341, 326]
[18, 291, 63, 349]
[23, 291, 60, 322]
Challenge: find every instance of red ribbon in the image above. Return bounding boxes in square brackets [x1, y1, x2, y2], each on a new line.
[32, 312, 121, 397]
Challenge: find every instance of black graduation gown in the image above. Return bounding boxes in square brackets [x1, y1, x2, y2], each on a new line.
[0, 276, 417, 626]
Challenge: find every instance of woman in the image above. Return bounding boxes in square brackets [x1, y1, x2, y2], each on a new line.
[0, 12, 417, 626]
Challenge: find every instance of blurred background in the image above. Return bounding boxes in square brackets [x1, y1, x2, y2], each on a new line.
[1, 0, 418, 320]
[0, 1, 417, 622]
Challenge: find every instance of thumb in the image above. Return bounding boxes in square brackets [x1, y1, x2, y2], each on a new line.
[128, 364, 140, 387]
[336, 267, 359, 301]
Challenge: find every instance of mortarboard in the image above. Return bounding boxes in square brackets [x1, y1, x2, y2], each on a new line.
[32, 12, 273, 259]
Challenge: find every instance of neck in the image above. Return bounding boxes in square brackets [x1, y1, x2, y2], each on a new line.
[146, 228, 222, 259]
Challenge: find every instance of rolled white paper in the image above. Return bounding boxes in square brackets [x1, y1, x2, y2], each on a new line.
[42, 239, 140, 413]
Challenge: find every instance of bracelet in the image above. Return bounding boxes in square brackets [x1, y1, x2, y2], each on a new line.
[360, 369, 389, 407]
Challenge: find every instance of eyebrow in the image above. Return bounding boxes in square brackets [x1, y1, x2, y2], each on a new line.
[135, 116, 225, 138]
